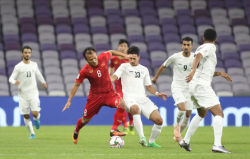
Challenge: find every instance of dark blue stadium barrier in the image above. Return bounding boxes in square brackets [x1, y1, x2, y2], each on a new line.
[0, 96, 249, 127]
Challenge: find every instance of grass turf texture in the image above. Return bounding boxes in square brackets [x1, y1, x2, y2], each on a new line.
[0, 126, 249, 159]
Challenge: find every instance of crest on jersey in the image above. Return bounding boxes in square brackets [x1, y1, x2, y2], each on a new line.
[101, 62, 105, 67]
[89, 70, 93, 73]
[114, 61, 118, 64]
[189, 62, 192, 66]
[115, 99, 119, 105]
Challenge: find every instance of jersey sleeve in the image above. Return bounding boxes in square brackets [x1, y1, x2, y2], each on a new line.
[35, 63, 46, 83]
[114, 64, 125, 79]
[109, 56, 115, 67]
[75, 69, 86, 83]
[195, 45, 215, 58]
[144, 68, 152, 86]
[9, 65, 19, 85]
[100, 51, 111, 63]
[163, 54, 175, 67]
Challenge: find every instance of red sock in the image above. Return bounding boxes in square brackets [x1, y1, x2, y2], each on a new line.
[111, 107, 125, 130]
[128, 112, 133, 125]
[122, 110, 128, 128]
[74, 118, 85, 133]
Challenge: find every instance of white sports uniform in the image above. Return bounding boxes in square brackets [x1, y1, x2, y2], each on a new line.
[114, 63, 158, 119]
[163, 52, 195, 110]
[9, 61, 46, 115]
[189, 43, 220, 109]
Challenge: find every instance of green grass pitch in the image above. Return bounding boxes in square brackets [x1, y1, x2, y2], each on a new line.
[0, 126, 249, 159]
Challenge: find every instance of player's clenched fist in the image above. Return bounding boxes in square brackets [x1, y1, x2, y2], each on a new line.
[15, 80, 20, 85]
[62, 102, 71, 112]
[151, 78, 157, 84]
[42, 83, 47, 88]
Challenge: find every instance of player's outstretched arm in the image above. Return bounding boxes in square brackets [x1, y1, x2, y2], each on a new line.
[152, 65, 166, 84]
[146, 85, 169, 101]
[110, 74, 118, 83]
[213, 71, 233, 82]
[108, 50, 137, 59]
[62, 81, 81, 112]
[186, 53, 202, 83]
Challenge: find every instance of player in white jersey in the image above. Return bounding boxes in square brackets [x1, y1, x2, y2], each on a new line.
[9, 46, 47, 139]
[110, 46, 168, 147]
[152, 37, 195, 142]
[179, 29, 232, 153]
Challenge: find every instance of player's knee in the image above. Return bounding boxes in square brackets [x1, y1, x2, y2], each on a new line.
[81, 118, 90, 125]
[23, 114, 30, 119]
[130, 105, 140, 115]
[186, 111, 192, 118]
[154, 117, 163, 125]
[119, 99, 126, 109]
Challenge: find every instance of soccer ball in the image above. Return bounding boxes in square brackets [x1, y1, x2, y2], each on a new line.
[109, 136, 124, 148]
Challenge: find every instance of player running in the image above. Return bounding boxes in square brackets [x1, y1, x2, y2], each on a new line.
[109, 39, 134, 135]
[152, 37, 195, 142]
[179, 29, 232, 153]
[9, 46, 47, 139]
[62, 47, 136, 144]
[110, 46, 168, 147]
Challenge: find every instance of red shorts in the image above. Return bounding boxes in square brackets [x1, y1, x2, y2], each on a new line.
[115, 86, 123, 98]
[83, 91, 121, 119]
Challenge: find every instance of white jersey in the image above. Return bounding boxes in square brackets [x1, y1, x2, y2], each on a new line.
[163, 52, 195, 90]
[191, 43, 217, 86]
[9, 61, 46, 100]
[114, 63, 152, 98]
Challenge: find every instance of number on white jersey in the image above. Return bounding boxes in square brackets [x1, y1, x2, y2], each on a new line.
[97, 70, 102, 77]
[135, 72, 140, 78]
[26, 71, 31, 77]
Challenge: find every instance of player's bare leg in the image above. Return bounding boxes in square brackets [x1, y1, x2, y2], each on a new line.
[209, 104, 231, 153]
[110, 99, 127, 136]
[179, 107, 206, 151]
[73, 117, 91, 144]
[23, 114, 35, 139]
[148, 110, 163, 147]
[174, 103, 186, 142]
[130, 104, 147, 147]
[31, 111, 40, 129]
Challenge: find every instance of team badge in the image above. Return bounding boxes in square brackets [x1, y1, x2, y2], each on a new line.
[89, 70, 93, 73]
[101, 62, 105, 67]
[114, 61, 118, 64]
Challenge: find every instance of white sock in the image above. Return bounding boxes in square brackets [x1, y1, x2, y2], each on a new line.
[213, 116, 223, 146]
[183, 114, 203, 144]
[149, 124, 162, 144]
[33, 113, 40, 121]
[180, 116, 190, 134]
[24, 118, 35, 135]
[176, 111, 185, 125]
[133, 114, 144, 139]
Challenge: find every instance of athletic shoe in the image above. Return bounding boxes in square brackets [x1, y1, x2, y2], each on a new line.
[34, 119, 40, 129]
[173, 136, 183, 142]
[29, 134, 35, 139]
[212, 145, 231, 153]
[72, 132, 79, 144]
[127, 122, 135, 135]
[123, 128, 129, 134]
[139, 137, 147, 147]
[179, 140, 192, 152]
[147, 142, 161, 147]
[110, 129, 126, 137]
[174, 124, 181, 137]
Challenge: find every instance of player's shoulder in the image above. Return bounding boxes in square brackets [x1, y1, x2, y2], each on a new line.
[120, 63, 129, 67]
[30, 61, 38, 66]
[138, 64, 148, 70]
[110, 56, 117, 60]
[79, 64, 89, 73]
[15, 61, 25, 68]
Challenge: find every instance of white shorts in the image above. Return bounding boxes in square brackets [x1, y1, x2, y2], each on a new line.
[189, 83, 220, 109]
[172, 88, 193, 110]
[19, 97, 41, 115]
[124, 96, 158, 119]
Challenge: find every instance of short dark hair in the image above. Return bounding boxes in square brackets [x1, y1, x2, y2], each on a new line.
[22, 46, 32, 53]
[82, 47, 95, 59]
[182, 37, 193, 44]
[118, 39, 129, 46]
[127, 46, 140, 56]
[204, 29, 217, 42]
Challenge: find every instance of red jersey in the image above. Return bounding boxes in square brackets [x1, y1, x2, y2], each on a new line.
[109, 56, 129, 93]
[76, 52, 113, 96]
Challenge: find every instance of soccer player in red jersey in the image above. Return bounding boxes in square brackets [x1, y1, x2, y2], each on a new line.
[62, 47, 136, 144]
[109, 39, 134, 135]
